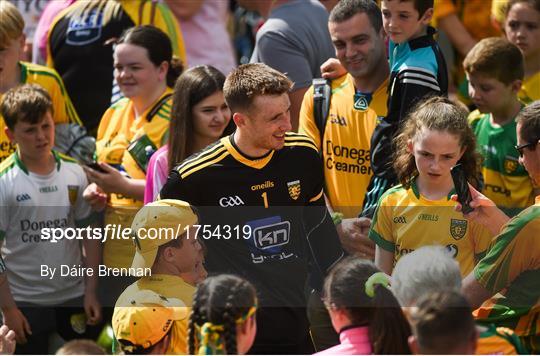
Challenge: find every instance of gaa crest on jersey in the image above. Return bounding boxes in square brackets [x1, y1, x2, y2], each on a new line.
[504, 156, 519, 174]
[287, 180, 301, 200]
[68, 185, 79, 205]
[449, 219, 467, 240]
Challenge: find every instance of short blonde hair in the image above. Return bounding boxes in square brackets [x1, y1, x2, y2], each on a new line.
[223, 63, 292, 113]
[0, 0, 24, 49]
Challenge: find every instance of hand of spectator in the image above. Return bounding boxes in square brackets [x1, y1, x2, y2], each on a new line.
[336, 217, 375, 259]
[82, 183, 107, 212]
[0, 325, 16, 355]
[452, 184, 509, 235]
[320, 58, 347, 80]
[84, 163, 126, 195]
[1, 308, 31, 344]
[84, 291, 102, 326]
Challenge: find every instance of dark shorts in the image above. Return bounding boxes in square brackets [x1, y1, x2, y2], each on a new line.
[11, 296, 103, 354]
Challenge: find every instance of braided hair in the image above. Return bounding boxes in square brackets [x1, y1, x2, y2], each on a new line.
[188, 274, 257, 355]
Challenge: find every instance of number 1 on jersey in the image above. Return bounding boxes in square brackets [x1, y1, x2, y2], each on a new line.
[261, 191, 269, 208]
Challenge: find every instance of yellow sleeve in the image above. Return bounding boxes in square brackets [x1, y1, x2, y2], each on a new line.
[147, 2, 187, 66]
[47, 69, 82, 126]
[368, 195, 395, 252]
[471, 221, 494, 260]
[95, 106, 128, 164]
[433, 0, 457, 22]
[298, 86, 321, 150]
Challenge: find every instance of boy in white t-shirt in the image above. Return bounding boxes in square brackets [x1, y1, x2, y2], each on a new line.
[0, 84, 101, 353]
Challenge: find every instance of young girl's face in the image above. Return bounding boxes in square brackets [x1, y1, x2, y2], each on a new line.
[505, 2, 540, 59]
[192, 91, 231, 141]
[408, 128, 464, 184]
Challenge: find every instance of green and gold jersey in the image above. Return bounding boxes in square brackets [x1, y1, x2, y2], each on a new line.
[96, 88, 171, 268]
[368, 179, 493, 276]
[519, 71, 540, 104]
[299, 74, 387, 218]
[115, 274, 195, 354]
[469, 110, 534, 216]
[0, 62, 81, 162]
[473, 196, 540, 344]
[477, 324, 528, 355]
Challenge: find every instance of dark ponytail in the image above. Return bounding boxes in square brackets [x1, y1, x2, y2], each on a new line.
[188, 274, 257, 355]
[370, 284, 412, 354]
[323, 257, 411, 354]
[117, 25, 183, 87]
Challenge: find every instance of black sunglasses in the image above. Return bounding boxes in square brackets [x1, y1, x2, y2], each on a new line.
[515, 141, 538, 157]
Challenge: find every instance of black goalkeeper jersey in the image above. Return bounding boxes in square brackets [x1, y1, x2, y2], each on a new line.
[161, 133, 344, 351]
[161, 133, 343, 308]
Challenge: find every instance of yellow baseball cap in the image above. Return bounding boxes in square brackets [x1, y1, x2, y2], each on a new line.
[131, 199, 198, 269]
[112, 289, 188, 353]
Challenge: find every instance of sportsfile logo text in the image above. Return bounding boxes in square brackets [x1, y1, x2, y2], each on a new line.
[40, 224, 186, 243]
[40, 224, 253, 243]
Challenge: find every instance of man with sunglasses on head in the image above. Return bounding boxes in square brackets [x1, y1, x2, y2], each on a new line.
[457, 101, 540, 353]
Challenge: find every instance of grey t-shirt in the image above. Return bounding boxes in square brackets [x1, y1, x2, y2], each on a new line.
[250, 0, 334, 89]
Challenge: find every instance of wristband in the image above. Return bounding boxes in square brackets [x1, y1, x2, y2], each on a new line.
[331, 212, 344, 226]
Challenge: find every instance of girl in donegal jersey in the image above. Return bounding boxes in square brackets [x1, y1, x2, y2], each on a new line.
[369, 96, 493, 276]
[83, 26, 183, 309]
[188, 274, 257, 355]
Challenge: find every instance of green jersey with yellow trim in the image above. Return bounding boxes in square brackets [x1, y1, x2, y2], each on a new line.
[473, 196, 540, 347]
[368, 179, 493, 276]
[160, 133, 344, 347]
[469, 110, 534, 216]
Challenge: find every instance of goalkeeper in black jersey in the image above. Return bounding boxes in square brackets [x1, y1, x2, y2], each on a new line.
[161, 63, 344, 354]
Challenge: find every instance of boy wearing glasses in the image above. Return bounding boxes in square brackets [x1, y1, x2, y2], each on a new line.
[464, 37, 539, 216]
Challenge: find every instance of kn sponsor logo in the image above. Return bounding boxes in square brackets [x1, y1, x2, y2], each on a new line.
[253, 221, 290, 250]
[219, 195, 245, 207]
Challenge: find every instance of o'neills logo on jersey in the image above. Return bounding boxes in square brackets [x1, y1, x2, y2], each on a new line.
[287, 180, 301, 200]
[251, 181, 275, 191]
[39, 185, 58, 193]
[68, 185, 80, 205]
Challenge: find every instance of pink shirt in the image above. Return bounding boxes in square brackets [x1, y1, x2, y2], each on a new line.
[181, 0, 236, 74]
[315, 326, 372, 355]
[144, 145, 169, 204]
[32, 0, 76, 64]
